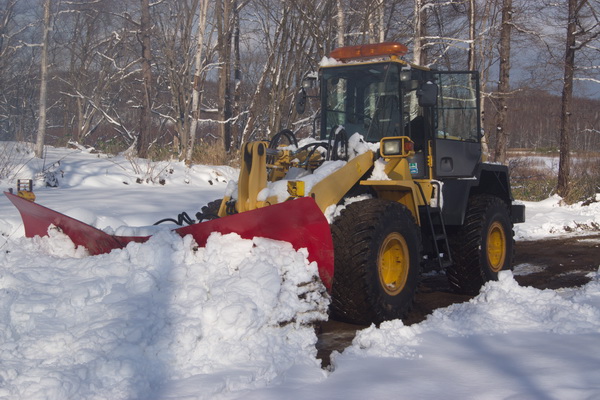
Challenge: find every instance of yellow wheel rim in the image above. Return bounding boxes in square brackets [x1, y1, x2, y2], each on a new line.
[378, 233, 409, 296]
[487, 221, 507, 272]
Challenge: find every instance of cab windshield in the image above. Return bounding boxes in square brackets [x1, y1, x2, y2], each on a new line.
[321, 62, 401, 143]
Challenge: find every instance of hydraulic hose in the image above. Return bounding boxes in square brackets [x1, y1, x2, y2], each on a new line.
[153, 211, 196, 226]
[327, 125, 349, 161]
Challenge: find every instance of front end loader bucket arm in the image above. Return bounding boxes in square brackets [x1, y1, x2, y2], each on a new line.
[4, 192, 334, 290]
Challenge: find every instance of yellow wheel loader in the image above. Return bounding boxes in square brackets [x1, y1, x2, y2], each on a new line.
[208, 42, 525, 324]
[6, 42, 525, 325]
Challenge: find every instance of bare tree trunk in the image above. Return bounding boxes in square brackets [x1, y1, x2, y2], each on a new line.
[493, 0, 512, 164]
[468, 0, 490, 159]
[137, 0, 153, 158]
[216, 0, 233, 152]
[232, 0, 242, 150]
[557, 0, 577, 197]
[367, 3, 374, 43]
[337, 0, 344, 47]
[477, 0, 500, 161]
[413, 0, 427, 65]
[186, 0, 210, 164]
[378, 0, 385, 42]
[467, 0, 476, 71]
[35, 0, 51, 159]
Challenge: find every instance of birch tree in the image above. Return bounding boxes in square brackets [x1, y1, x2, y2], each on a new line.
[467, 0, 476, 71]
[493, 0, 513, 164]
[413, 0, 429, 65]
[34, 0, 51, 158]
[337, 0, 345, 46]
[186, 0, 210, 163]
[216, 0, 234, 152]
[136, 0, 152, 158]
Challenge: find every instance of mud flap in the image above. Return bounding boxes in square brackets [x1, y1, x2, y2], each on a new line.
[4, 192, 334, 290]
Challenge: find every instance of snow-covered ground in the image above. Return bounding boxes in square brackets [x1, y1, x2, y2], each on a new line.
[1, 144, 599, 400]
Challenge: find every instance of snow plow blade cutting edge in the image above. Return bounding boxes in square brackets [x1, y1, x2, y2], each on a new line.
[4, 192, 334, 290]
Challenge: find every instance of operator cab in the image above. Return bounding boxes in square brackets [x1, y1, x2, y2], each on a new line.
[318, 43, 482, 179]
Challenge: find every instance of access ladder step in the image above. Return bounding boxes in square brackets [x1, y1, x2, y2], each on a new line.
[424, 206, 453, 270]
[415, 182, 453, 271]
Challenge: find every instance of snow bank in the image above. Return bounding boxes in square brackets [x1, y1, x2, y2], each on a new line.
[344, 271, 600, 362]
[0, 231, 328, 400]
[516, 195, 600, 240]
[231, 270, 600, 400]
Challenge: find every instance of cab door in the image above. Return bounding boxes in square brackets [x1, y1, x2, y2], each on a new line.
[433, 71, 482, 178]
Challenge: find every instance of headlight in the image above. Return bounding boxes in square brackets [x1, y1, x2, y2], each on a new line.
[380, 137, 415, 158]
[382, 139, 402, 156]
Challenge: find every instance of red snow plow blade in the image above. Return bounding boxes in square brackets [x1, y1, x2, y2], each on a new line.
[4, 192, 334, 290]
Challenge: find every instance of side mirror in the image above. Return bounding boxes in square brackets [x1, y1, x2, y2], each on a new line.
[296, 88, 307, 115]
[302, 73, 318, 90]
[417, 81, 438, 107]
[296, 73, 318, 115]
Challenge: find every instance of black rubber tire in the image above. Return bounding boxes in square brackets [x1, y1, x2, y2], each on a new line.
[447, 195, 515, 295]
[330, 199, 422, 325]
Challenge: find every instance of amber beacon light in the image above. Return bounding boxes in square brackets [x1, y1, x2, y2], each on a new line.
[330, 42, 409, 62]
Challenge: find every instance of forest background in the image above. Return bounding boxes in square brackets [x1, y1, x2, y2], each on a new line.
[0, 0, 599, 201]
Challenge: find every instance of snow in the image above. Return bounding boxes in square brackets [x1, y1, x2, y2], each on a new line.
[515, 194, 600, 240]
[1, 144, 600, 399]
[319, 56, 343, 67]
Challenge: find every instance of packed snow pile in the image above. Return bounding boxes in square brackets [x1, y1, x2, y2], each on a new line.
[0, 230, 328, 400]
[345, 270, 600, 361]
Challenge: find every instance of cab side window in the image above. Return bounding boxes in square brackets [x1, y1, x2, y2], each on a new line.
[436, 72, 479, 142]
